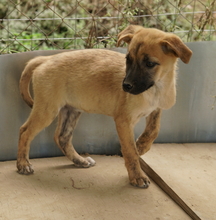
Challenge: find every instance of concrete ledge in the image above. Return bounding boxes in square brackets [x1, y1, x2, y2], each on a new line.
[0, 43, 216, 160]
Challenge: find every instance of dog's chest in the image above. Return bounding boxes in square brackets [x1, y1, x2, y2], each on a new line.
[128, 93, 160, 123]
[135, 104, 157, 121]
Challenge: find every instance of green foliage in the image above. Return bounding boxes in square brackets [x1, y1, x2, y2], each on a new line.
[0, 0, 215, 54]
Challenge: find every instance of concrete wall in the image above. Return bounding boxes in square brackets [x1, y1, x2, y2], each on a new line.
[0, 42, 216, 161]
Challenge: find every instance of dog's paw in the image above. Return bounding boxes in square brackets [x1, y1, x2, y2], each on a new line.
[17, 161, 34, 175]
[73, 156, 96, 168]
[136, 142, 150, 156]
[130, 175, 150, 189]
[86, 157, 96, 166]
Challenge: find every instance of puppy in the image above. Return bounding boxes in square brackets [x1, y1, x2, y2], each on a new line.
[17, 25, 192, 188]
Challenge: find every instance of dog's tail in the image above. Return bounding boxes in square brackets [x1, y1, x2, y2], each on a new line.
[20, 56, 48, 108]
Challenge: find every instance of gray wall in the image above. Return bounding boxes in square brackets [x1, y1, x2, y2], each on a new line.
[0, 42, 216, 161]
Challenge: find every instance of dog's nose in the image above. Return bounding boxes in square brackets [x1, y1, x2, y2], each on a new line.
[123, 82, 133, 92]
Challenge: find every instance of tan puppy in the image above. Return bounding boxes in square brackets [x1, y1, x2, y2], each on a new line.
[17, 25, 192, 188]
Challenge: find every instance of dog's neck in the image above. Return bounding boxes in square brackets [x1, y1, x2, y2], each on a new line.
[153, 64, 177, 110]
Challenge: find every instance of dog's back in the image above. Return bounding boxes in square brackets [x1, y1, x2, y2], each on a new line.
[20, 49, 126, 116]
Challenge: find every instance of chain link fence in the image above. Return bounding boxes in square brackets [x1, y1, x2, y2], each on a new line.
[0, 0, 216, 54]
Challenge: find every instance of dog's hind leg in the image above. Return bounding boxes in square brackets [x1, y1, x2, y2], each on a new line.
[136, 108, 162, 155]
[54, 105, 95, 168]
[17, 106, 59, 174]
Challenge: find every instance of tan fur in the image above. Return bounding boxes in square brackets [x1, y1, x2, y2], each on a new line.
[17, 25, 192, 188]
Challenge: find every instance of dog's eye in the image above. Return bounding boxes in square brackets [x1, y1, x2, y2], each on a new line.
[126, 54, 132, 63]
[146, 61, 157, 68]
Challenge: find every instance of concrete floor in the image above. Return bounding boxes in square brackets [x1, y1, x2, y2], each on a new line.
[0, 143, 215, 220]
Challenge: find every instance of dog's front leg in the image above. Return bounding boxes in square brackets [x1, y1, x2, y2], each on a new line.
[136, 108, 162, 155]
[115, 118, 150, 188]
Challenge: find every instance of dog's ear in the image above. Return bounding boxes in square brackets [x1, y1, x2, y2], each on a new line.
[117, 25, 143, 47]
[161, 35, 192, 64]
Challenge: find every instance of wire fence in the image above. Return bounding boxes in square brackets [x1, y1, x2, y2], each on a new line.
[0, 0, 216, 54]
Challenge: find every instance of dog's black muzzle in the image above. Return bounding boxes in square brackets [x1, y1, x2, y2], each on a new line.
[122, 60, 155, 95]
[122, 78, 154, 95]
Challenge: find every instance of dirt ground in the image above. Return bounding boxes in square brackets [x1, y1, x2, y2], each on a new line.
[0, 143, 215, 220]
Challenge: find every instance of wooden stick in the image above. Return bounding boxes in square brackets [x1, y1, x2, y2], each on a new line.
[139, 157, 202, 220]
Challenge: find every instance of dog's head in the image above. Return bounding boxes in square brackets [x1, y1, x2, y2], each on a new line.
[117, 25, 192, 95]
